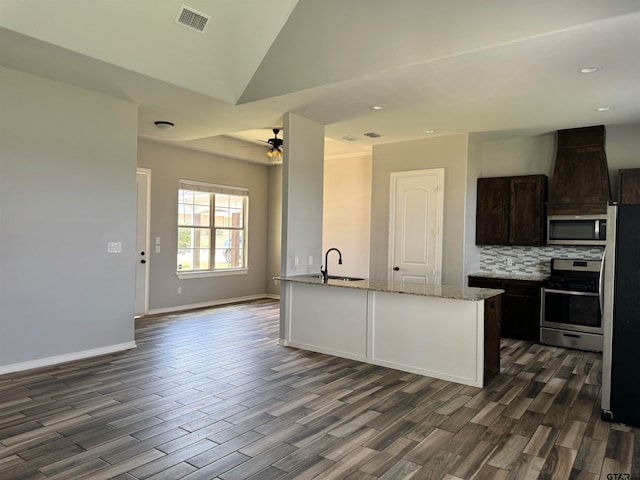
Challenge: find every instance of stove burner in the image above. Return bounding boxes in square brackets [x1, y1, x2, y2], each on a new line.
[545, 258, 602, 293]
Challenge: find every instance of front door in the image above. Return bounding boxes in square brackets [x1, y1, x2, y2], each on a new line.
[389, 169, 444, 284]
[135, 169, 150, 316]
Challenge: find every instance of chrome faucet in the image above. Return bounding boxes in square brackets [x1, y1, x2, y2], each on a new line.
[320, 248, 342, 282]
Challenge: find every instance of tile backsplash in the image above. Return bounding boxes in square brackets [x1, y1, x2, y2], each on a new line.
[479, 245, 604, 276]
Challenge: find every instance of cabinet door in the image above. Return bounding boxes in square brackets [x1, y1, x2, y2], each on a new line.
[620, 168, 640, 204]
[502, 281, 541, 342]
[549, 125, 610, 210]
[509, 175, 547, 246]
[476, 177, 510, 245]
[502, 294, 540, 341]
[469, 277, 542, 342]
[484, 295, 501, 382]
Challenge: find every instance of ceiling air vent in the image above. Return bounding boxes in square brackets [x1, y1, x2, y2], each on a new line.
[175, 5, 211, 33]
[363, 132, 382, 138]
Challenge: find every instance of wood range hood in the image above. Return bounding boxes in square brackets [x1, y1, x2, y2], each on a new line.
[547, 125, 612, 215]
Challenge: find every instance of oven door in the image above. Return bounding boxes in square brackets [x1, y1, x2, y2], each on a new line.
[541, 288, 603, 334]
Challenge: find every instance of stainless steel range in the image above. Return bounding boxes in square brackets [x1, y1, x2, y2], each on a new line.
[540, 258, 604, 352]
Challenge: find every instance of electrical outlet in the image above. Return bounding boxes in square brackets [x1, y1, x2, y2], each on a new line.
[177, 286, 182, 294]
[107, 241, 122, 253]
[506, 259, 514, 266]
[294, 256, 299, 266]
[308, 255, 313, 266]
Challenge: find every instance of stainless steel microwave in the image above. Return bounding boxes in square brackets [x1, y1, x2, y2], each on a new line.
[547, 214, 607, 245]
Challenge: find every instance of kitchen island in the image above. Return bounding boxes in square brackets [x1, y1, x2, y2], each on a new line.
[278, 275, 503, 387]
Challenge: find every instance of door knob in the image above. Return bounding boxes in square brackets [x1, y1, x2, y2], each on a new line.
[140, 259, 146, 264]
[393, 266, 400, 271]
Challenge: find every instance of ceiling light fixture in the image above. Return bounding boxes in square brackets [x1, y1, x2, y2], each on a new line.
[154, 121, 175, 129]
[578, 66, 601, 74]
[370, 104, 385, 110]
[424, 129, 436, 134]
[267, 148, 283, 160]
[595, 106, 613, 112]
[265, 128, 283, 160]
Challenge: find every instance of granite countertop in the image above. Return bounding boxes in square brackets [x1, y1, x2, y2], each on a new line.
[276, 275, 504, 301]
[468, 271, 549, 282]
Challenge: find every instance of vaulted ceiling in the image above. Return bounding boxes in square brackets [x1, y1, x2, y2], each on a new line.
[1, 0, 639, 162]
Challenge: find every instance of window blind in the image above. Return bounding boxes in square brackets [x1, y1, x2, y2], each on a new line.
[179, 179, 249, 197]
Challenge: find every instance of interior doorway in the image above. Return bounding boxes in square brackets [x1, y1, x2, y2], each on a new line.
[388, 168, 444, 284]
[135, 168, 151, 316]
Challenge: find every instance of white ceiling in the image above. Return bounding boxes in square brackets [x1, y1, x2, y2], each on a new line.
[1, 0, 639, 163]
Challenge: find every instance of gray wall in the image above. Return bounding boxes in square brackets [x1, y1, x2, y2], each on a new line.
[266, 165, 283, 296]
[137, 140, 270, 311]
[280, 113, 325, 276]
[370, 134, 470, 286]
[464, 135, 484, 277]
[0, 67, 137, 371]
[279, 113, 325, 338]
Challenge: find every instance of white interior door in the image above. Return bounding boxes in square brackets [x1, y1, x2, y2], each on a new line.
[135, 169, 150, 316]
[389, 169, 444, 284]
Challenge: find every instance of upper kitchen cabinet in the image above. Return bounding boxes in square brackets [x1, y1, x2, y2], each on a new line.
[619, 168, 640, 204]
[548, 125, 611, 215]
[476, 175, 547, 246]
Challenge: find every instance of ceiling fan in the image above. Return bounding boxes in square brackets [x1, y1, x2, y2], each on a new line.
[261, 128, 283, 160]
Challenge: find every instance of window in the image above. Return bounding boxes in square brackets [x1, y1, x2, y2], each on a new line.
[177, 180, 248, 276]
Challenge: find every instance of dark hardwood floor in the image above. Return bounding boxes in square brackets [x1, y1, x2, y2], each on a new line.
[0, 299, 637, 480]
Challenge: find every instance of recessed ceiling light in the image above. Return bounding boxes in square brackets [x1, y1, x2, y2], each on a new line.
[370, 104, 385, 110]
[578, 66, 601, 74]
[424, 129, 436, 134]
[595, 106, 613, 112]
[154, 121, 175, 129]
[342, 135, 360, 142]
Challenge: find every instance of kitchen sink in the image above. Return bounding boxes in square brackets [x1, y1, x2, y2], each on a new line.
[303, 274, 365, 282]
[327, 275, 365, 282]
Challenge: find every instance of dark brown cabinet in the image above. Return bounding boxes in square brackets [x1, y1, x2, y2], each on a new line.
[483, 294, 501, 383]
[469, 276, 542, 342]
[619, 168, 640, 204]
[476, 175, 547, 246]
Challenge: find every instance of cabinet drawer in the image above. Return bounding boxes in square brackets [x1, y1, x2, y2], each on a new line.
[468, 276, 502, 289]
[503, 281, 542, 296]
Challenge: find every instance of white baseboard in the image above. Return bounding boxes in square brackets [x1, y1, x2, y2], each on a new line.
[0, 341, 137, 376]
[147, 294, 279, 316]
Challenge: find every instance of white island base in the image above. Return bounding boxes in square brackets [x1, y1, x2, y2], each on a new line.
[280, 279, 502, 388]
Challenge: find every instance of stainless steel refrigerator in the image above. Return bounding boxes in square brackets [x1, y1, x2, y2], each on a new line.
[601, 203, 640, 427]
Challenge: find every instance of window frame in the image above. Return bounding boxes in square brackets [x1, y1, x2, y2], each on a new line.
[176, 180, 249, 279]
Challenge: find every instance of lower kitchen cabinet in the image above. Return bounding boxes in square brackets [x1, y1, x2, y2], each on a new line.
[469, 275, 542, 342]
[483, 294, 501, 382]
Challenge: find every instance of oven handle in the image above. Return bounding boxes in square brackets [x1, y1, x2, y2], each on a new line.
[599, 248, 605, 318]
[543, 288, 599, 297]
